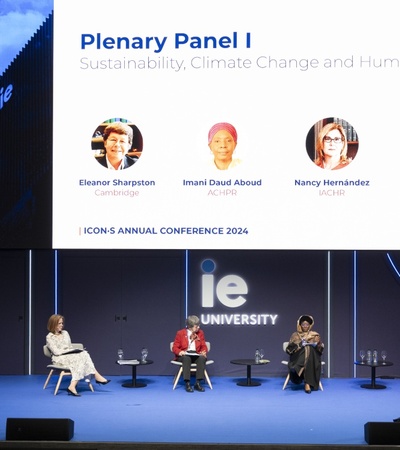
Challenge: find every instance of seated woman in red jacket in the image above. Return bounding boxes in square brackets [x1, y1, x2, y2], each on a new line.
[172, 315, 208, 393]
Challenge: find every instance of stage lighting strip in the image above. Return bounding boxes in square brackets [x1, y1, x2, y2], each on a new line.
[387, 252, 400, 278]
[54, 250, 59, 313]
[185, 250, 189, 319]
[327, 251, 331, 378]
[353, 251, 357, 378]
[28, 250, 32, 375]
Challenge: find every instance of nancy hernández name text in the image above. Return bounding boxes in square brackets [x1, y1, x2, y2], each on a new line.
[295, 178, 370, 197]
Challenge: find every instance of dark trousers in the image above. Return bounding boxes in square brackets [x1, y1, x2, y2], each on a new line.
[177, 355, 206, 381]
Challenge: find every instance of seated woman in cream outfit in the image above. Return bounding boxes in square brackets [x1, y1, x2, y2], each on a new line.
[46, 314, 110, 396]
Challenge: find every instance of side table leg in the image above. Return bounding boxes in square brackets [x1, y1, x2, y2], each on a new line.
[246, 365, 252, 386]
[235, 363, 261, 387]
[360, 365, 386, 389]
[370, 366, 376, 389]
[131, 365, 137, 387]
[122, 364, 147, 388]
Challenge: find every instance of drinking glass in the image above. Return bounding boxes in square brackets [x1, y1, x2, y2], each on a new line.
[117, 348, 124, 360]
[141, 347, 148, 363]
[259, 349, 264, 360]
[381, 350, 387, 363]
[359, 350, 365, 362]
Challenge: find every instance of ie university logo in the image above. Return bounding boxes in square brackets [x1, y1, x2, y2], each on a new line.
[199, 259, 277, 326]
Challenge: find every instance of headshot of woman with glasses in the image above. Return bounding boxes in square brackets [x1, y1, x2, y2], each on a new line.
[314, 122, 352, 170]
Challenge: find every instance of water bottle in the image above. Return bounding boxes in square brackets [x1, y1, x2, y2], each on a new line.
[366, 349, 372, 363]
[373, 349, 378, 363]
[255, 349, 260, 364]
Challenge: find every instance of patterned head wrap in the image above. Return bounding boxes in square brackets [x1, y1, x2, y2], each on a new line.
[300, 315, 313, 325]
[297, 315, 314, 332]
[208, 122, 238, 144]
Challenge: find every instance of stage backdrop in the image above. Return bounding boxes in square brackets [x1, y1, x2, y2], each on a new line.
[1, 249, 399, 378]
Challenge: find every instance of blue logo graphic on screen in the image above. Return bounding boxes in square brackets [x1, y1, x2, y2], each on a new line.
[201, 259, 216, 274]
[0, 84, 13, 110]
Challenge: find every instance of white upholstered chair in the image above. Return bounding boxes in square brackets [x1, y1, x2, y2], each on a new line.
[282, 341, 324, 390]
[43, 343, 94, 395]
[170, 342, 214, 390]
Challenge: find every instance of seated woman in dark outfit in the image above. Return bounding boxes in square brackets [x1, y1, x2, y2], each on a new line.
[286, 315, 324, 393]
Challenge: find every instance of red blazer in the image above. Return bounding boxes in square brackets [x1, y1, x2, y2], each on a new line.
[172, 328, 207, 359]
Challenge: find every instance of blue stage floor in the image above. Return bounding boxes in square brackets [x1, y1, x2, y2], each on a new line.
[1, 374, 400, 446]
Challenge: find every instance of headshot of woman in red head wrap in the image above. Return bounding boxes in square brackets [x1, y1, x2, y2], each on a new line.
[208, 122, 242, 170]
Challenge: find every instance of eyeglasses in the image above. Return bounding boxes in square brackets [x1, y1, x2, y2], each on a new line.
[323, 136, 343, 144]
[108, 138, 129, 146]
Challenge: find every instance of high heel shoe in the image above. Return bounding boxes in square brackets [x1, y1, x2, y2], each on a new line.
[67, 388, 81, 397]
[95, 379, 111, 385]
[304, 383, 311, 394]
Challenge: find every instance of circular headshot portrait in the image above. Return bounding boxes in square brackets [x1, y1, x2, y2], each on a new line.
[305, 118, 359, 170]
[91, 119, 143, 170]
[208, 122, 242, 170]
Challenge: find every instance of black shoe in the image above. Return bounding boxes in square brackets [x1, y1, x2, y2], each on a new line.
[305, 383, 311, 394]
[185, 382, 193, 393]
[96, 379, 111, 385]
[67, 388, 81, 397]
[194, 382, 205, 392]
